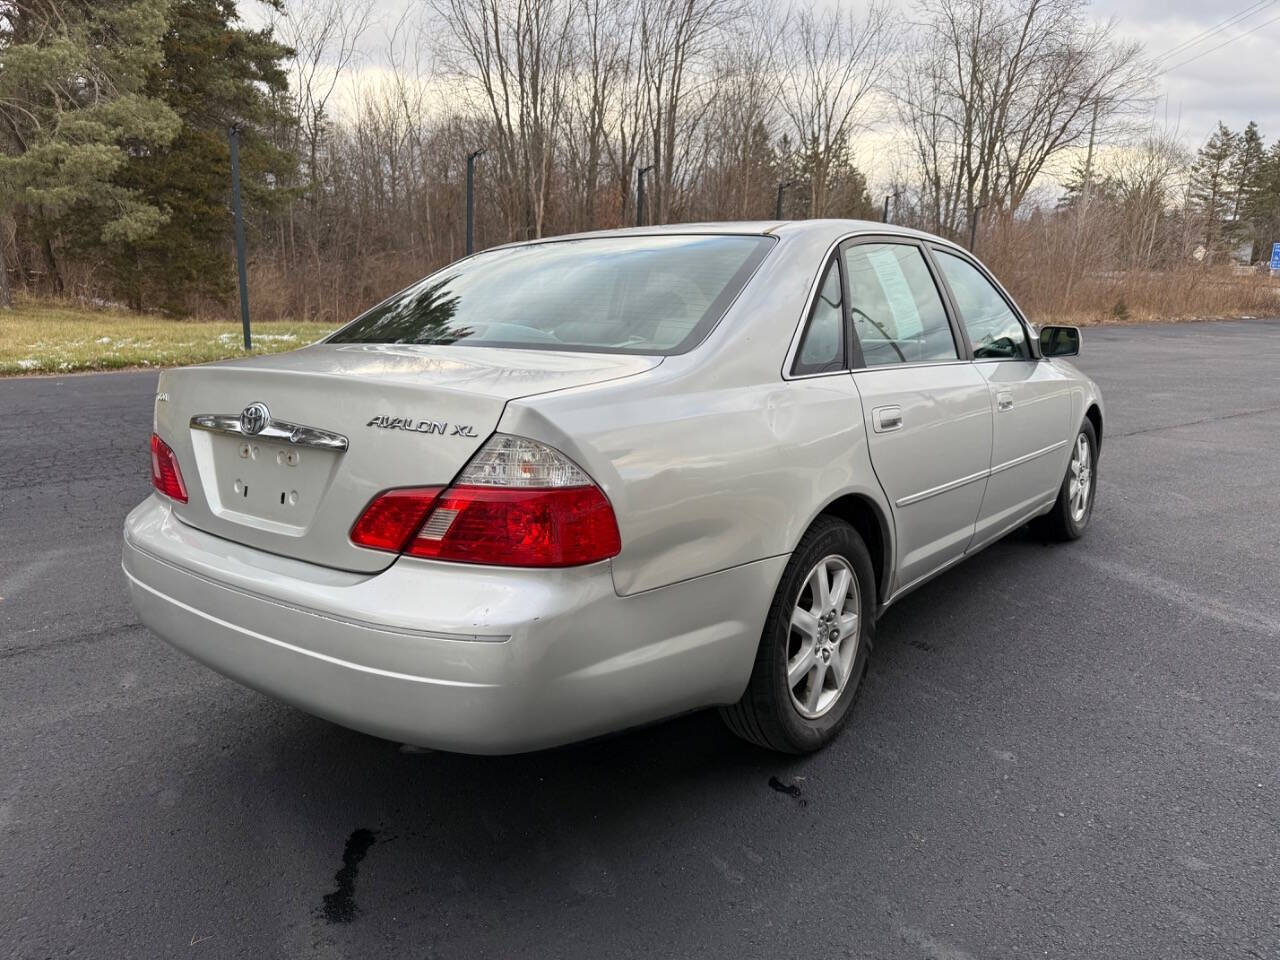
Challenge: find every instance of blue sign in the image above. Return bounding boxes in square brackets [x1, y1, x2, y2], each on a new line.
[1272, 243, 1280, 272]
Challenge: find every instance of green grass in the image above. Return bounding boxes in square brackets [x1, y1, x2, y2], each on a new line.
[0, 299, 336, 375]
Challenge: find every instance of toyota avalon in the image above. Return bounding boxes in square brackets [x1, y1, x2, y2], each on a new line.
[123, 220, 1103, 754]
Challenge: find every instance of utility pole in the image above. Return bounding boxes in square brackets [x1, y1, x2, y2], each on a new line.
[775, 180, 795, 220]
[228, 124, 251, 350]
[636, 165, 654, 227]
[466, 148, 485, 255]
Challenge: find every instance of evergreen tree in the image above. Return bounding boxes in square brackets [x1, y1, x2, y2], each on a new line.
[70, 0, 295, 311]
[1189, 122, 1238, 262]
[1243, 138, 1280, 265]
[1228, 121, 1264, 255]
[0, 0, 181, 299]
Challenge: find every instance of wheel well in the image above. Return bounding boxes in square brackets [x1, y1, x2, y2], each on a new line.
[1085, 403, 1103, 451]
[819, 494, 890, 602]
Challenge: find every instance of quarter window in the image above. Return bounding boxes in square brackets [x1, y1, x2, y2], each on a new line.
[792, 259, 846, 375]
[933, 250, 1030, 360]
[842, 243, 958, 366]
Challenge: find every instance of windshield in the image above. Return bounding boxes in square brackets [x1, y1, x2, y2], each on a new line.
[327, 234, 774, 355]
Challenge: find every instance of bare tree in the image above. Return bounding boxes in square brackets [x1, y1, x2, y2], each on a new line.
[432, 0, 576, 239]
[639, 0, 742, 222]
[897, 0, 1151, 235]
[603, 6, 647, 224]
[697, 9, 784, 219]
[275, 0, 376, 193]
[1108, 130, 1189, 269]
[561, 0, 628, 229]
[780, 1, 893, 218]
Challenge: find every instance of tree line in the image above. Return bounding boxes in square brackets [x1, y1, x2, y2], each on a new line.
[0, 0, 1275, 322]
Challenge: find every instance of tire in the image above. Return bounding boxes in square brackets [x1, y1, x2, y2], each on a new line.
[721, 516, 876, 753]
[1035, 418, 1098, 542]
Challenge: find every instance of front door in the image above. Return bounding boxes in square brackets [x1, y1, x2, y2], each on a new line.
[930, 247, 1074, 547]
[843, 239, 994, 592]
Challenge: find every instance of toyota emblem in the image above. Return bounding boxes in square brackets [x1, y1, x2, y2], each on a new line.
[240, 402, 270, 436]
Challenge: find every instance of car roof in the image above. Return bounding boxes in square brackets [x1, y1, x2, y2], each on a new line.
[484, 219, 963, 253]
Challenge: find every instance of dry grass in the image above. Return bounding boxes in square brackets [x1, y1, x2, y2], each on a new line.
[1038, 269, 1280, 326]
[993, 266, 1280, 327]
[0, 298, 336, 376]
[975, 223, 1280, 326]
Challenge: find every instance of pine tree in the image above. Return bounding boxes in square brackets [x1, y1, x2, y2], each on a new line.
[1189, 122, 1238, 262]
[0, 0, 181, 298]
[1243, 138, 1280, 266]
[1229, 121, 1265, 255]
[70, 0, 295, 312]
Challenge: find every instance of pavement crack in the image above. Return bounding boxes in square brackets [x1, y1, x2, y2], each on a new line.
[1112, 403, 1280, 439]
[0, 621, 141, 660]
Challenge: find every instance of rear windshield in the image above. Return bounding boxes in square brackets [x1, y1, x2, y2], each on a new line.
[327, 234, 774, 355]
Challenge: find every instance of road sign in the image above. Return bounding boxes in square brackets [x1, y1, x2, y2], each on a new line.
[1271, 242, 1280, 274]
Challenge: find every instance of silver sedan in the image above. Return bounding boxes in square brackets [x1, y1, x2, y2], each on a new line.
[123, 220, 1103, 754]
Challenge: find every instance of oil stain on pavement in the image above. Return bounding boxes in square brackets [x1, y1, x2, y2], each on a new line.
[321, 828, 378, 924]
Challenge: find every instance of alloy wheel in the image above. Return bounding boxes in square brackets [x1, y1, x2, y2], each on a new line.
[787, 555, 861, 719]
[1068, 432, 1092, 522]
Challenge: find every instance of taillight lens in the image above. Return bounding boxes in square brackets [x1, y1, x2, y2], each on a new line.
[406, 485, 620, 566]
[349, 486, 442, 552]
[349, 435, 621, 567]
[150, 433, 188, 503]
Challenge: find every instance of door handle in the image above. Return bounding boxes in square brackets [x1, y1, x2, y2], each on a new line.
[872, 405, 903, 433]
[996, 391, 1014, 411]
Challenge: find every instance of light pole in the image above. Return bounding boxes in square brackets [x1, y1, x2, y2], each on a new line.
[636, 165, 654, 227]
[883, 191, 899, 224]
[466, 148, 485, 255]
[228, 124, 251, 350]
[775, 180, 796, 220]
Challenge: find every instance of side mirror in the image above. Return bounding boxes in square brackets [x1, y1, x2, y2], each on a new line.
[1039, 325, 1080, 358]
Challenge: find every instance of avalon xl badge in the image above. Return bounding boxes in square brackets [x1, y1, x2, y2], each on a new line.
[366, 415, 478, 438]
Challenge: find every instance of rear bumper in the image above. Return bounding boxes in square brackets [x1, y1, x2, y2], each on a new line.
[122, 495, 784, 754]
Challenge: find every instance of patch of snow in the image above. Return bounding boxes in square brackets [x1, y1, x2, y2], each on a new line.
[218, 332, 298, 344]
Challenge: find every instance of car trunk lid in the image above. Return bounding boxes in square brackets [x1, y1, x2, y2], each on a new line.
[152, 343, 659, 572]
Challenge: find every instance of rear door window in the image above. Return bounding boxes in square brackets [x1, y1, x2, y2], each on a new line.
[791, 259, 846, 375]
[842, 243, 958, 366]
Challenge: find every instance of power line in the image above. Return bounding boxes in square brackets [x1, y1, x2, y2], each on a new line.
[1158, 9, 1280, 75]
[1153, 0, 1276, 64]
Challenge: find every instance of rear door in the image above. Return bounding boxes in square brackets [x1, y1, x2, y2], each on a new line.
[929, 247, 1074, 547]
[843, 238, 993, 592]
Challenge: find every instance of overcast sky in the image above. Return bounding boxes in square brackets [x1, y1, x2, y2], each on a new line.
[1091, 0, 1280, 140]
[267, 0, 1280, 164]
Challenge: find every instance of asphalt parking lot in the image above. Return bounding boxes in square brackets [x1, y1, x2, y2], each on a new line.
[2, 318, 1279, 959]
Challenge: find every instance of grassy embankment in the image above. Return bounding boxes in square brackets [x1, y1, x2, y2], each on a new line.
[0, 298, 336, 376]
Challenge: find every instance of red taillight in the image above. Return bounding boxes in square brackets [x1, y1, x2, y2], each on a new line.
[350, 434, 622, 568]
[351, 484, 621, 567]
[405, 484, 621, 567]
[150, 433, 188, 503]
[349, 486, 442, 552]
